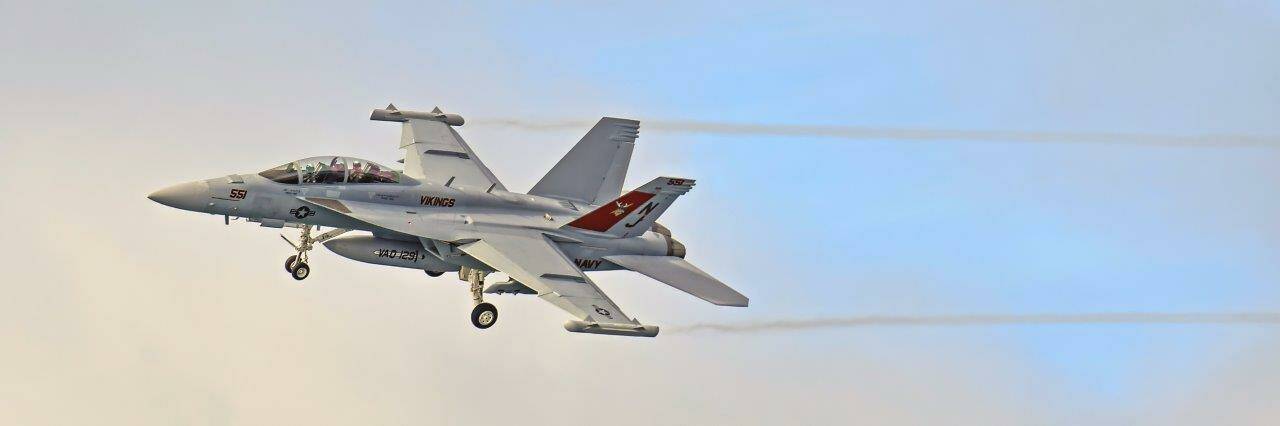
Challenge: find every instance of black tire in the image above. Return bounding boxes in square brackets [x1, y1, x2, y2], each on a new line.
[291, 262, 310, 281]
[425, 270, 444, 277]
[285, 255, 299, 272]
[470, 303, 498, 329]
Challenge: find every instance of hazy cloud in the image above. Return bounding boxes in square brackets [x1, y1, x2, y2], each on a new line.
[476, 118, 1280, 147]
[671, 313, 1280, 334]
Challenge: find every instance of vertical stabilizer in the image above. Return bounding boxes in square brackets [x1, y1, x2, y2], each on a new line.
[529, 117, 639, 205]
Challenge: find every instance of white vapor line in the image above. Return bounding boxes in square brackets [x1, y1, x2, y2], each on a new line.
[473, 118, 1280, 147]
[668, 313, 1280, 334]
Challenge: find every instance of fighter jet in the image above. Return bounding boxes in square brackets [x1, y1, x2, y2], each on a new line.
[148, 104, 747, 337]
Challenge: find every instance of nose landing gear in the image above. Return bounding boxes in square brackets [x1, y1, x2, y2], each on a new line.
[285, 254, 309, 280]
[290, 261, 310, 280]
[280, 225, 349, 281]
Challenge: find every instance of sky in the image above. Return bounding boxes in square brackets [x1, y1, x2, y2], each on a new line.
[2, 1, 1280, 424]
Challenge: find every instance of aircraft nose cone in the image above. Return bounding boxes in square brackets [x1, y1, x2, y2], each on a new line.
[148, 181, 211, 212]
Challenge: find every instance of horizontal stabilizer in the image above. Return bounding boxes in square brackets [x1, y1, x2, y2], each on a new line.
[604, 255, 748, 307]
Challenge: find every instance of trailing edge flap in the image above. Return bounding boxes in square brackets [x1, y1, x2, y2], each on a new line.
[604, 255, 748, 307]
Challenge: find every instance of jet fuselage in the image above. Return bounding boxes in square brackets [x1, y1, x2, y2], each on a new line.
[149, 168, 675, 274]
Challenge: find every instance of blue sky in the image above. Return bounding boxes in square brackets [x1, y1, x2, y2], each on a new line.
[3, 1, 1280, 424]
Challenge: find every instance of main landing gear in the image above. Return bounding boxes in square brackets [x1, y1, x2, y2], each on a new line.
[472, 303, 498, 329]
[461, 267, 498, 329]
[280, 225, 349, 282]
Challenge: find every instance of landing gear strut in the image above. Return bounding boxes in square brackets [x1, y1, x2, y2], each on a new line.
[280, 225, 349, 281]
[461, 267, 497, 329]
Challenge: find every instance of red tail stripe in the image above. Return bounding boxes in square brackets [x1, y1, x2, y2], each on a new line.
[567, 191, 656, 232]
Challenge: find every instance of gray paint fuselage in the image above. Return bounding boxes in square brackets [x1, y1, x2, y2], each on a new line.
[192, 172, 670, 272]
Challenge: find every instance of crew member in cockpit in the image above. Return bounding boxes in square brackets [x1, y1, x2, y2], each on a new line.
[301, 163, 317, 183]
[349, 160, 365, 183]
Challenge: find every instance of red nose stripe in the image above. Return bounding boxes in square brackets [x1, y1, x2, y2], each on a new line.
[567, 191, 656, 232]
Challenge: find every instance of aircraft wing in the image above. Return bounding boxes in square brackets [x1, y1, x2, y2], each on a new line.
[300, 196, 658, 336]
[457, 229, 660, 337]
[604, 255, 748, 307]
[371, 105, 506, 192]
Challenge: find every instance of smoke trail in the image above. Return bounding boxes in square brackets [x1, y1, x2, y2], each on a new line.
[668, 312, 1280, 334]
[474, 118, 1280, 147]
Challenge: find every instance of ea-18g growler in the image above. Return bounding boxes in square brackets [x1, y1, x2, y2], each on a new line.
[147, 104, 747, 337]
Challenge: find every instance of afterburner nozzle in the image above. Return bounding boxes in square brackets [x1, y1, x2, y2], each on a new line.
[667, 237, 686, 258]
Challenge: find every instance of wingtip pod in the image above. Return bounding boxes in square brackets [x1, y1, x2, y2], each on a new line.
[564, 320, 660, 337]
[370, 104, 465, 126]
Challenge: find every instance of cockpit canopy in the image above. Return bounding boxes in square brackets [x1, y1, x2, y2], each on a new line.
[259, 156, 401, 185]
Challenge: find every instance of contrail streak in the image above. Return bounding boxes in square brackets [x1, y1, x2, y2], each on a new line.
[668, 313, 1280, 334]
[474, 118, 1280, 147]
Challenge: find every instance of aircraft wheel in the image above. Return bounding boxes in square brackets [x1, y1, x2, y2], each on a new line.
[285, 255, 299, 272]
[291, 262, 310, 281]
[471, 303, 498, 329]
[425, 270, 444, 277]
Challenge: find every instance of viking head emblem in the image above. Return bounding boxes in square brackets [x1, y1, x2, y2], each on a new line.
[611, 201, 632, 217]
